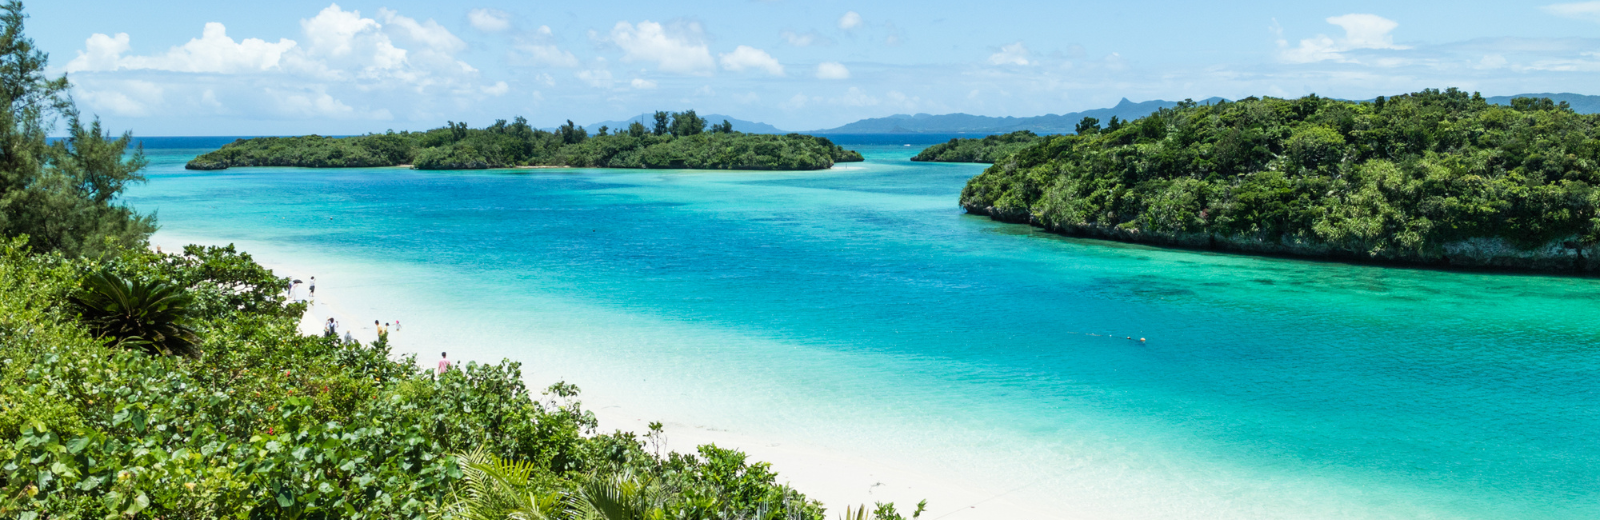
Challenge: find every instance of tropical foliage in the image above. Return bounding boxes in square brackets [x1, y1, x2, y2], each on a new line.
[960, 89, 1600, 269]
[70, 269, 201, 358]
[910, 130, 1043, 163]
[0, 0, 154, 258]
[186, 111, 864, 172]
[0, 239, 860, 519]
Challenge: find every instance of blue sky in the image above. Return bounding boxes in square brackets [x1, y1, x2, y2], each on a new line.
[29, 0, 1600, 135]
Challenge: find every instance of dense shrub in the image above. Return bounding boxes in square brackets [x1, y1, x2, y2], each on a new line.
[0, 239, 843, 519]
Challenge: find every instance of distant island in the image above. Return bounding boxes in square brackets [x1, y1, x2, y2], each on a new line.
[186, 110, 864, 171]
[911, 130, 1043, 163]
[959, 89, 1600, 272]
[587, 94, 1600, 136]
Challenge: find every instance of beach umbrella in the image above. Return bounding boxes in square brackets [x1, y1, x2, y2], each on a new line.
[292, 279, 303, 283]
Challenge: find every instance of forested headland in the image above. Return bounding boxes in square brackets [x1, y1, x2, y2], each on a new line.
[960, 89, 1600, 272]
[186, 112, 864, 171]
[0, 2, 920, 518]
[911, 130, 1044, 163]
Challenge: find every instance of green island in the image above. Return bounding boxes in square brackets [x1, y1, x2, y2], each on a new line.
[0, 5, 921, 519]
[958, 89, 1600, 272]
[186, 112, 864, 172]
[910, 130, 1044, 163]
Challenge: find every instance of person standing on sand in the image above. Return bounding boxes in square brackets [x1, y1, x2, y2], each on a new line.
[324, 318, 336, 337]
[309, 277, 316, 298]
[375, 320, 387, 341]
[438, 352, 451, 374]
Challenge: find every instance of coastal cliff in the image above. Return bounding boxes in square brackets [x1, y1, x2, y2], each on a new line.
[957, 89, 1600, 274]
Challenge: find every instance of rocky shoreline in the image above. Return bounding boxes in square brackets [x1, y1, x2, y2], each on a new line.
[962, 203, 1600, 274]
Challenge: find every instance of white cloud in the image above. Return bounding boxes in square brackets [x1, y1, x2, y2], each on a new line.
[467, 8, 511, 32]
[631, 78, 657, 89]
[988, 41, 1031, 66]
[838, 11, 862, 30]
[719, 45, 784, 75]
[577, 68, 614, 88]
[481, 81, 510, 95]
[1280, 13, 1408, 64]
[514, 43, 579, 67]
[835, 86, 877, 106]
[779, 93, 810, 110]
[1542, 1, 1600, 22]
[609, 20, 715, 75]
[76, 80, 164, 116]
[781, 30, 832, 47]
[65, 23, 296, 73]
[816, 61, 850, 79]
[378, 8, 466, 54]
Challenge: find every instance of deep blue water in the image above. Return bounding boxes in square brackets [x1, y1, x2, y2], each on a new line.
[122, 139, 1600, 519]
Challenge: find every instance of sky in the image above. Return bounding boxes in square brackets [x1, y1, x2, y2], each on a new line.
[26, 0, 1600, 135]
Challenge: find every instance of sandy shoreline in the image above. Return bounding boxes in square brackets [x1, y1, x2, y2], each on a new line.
[150, 234, 1058, 519]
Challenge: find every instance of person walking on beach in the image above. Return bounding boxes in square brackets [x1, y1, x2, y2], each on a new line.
[309, 276, 316, 298]
[375, 320, 387, 341]
[438, 352, 451, 374]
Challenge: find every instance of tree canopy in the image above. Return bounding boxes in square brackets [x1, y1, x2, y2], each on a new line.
[0, 0, 154, 258]
[959, 89, 1600, 271]
[188, 111, 864, 172]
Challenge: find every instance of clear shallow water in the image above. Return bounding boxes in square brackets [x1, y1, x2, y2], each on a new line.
[126, 141, 1600, 519]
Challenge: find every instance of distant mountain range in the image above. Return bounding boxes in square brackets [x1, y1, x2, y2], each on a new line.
[573, 93, 1600, 136]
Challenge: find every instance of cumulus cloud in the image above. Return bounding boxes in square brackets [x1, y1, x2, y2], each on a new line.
[467, 8, 511, 32]
[609, 20, 715, 75]
[65, 23, 295, 73]
[838, 11, 862, 30]
[76, 80, 164, 116]
[61, 3, 502, 125]
[816, 61, 850, 79]
[988, 42, 1031, 66]
[481, 81, 510, 95]
[781, 30, 832, 47]
[1280, 13, 1408, 64]
[514, 43, 579, 67]
[1542, 1, 1600, 22]
[719, 45, 784, 75]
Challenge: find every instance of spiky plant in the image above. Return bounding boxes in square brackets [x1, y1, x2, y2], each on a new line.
[70, 269, 201, 357]
[569, 472, 667, 520]
[432, 448, 561, 520]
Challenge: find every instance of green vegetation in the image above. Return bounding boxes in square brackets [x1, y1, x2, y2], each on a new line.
[960, 89, 1600, 270]
[187, 111, 864, 172]
[0, 1, 154, 258]
[0, 240, 838, 519]
[0, 3, 919, 518]
[910, 130, 1043, 163]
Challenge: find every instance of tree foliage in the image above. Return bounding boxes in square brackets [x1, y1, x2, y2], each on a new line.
[187, 114, 864, 172]
[0, 0, 154, 258]
[911, 130, 1042, 163]
[959, 89, 1600, 268]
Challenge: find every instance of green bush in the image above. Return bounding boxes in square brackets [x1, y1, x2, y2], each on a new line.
[0, 240, 856, 519]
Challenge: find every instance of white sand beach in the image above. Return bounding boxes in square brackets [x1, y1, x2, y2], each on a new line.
[151, 234, 1059, 520]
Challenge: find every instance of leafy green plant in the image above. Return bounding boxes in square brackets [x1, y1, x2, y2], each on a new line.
[69, 269, 201, 357]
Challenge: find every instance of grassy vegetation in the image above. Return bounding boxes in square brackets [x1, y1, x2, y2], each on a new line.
[186, 115, 864, 172]
[960, 89, 1600, 268]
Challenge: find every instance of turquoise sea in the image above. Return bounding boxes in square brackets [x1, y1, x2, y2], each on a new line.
[125, 138, 1599, 519]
